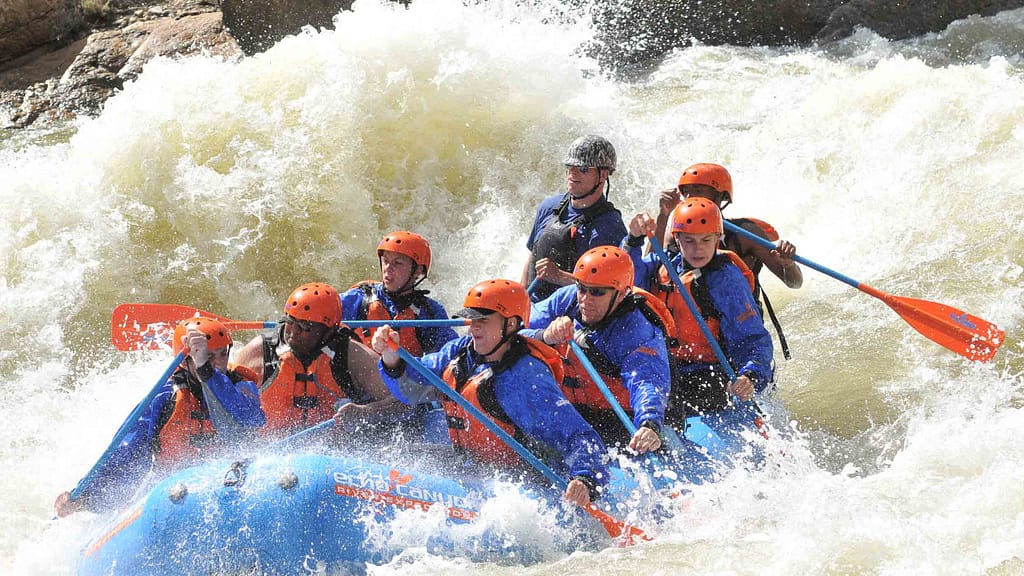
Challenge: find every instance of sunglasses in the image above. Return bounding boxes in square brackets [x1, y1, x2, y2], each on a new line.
[575, 282, 613, 297]
[565, 165, 596, 174]
[281, 315, 317, 332]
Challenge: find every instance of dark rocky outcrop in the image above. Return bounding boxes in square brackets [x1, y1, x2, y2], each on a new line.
[2, 0, 1023, 130]
[0, 0, 83, 66]
[816, 0, 1024, 42]
[221, 0, 354, 56]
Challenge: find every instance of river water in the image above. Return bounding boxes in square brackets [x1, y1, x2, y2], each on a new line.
[1, 0, 1022, 573]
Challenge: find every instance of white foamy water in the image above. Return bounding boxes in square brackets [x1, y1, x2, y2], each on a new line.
[1, 0, 1022, 573]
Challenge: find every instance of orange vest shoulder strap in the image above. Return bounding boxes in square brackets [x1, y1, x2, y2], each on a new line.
[228, 364, 259, 384]
[732, 217, 780, 242]
[718, 250, 756, 292]
[629, 288, 677, 343]
[521, 336, 564, 385]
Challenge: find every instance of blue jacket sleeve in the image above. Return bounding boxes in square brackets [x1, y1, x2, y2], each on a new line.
[73, 381, 174, 512]
[340, 287, 366, 322]
[590, 310, 671, 429]
[201, 368, 266, 427]
[416, 297, 460, 354]
[527, 285, 578, 333]
[492, 356, 609, 485]
[624, 242, 664, 292]
[379, 337, 466, 404]
[709, 264, 775, 389]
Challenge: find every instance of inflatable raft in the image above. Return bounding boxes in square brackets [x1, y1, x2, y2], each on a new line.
[77, 407, 763, 575]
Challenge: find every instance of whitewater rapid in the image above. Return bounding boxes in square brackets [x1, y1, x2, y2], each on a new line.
[1, 1, 1022, 573]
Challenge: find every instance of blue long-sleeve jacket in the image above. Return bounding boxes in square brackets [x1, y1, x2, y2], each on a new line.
[71, 366, 264, 512]
[523, 285, 671, 429]
[341, 282, 458, 354]
[380, 336, 609, 486]
[626, 243, 774, 389]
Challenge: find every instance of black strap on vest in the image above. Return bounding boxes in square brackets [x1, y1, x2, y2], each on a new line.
[260, 326, 359, 399]
[723, 220, 792, 360]
[530, 194, 620, 279]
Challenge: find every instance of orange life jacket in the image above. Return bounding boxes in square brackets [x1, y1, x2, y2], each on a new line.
[349, 281, 426, 356]
[441, 337, 561, 468]
[154, 364, 255, 466]
[560, 288, 676, 412]
[656, 250, 755, 363]
[155, 385, 215, 466]
[260, 348, 348, 433]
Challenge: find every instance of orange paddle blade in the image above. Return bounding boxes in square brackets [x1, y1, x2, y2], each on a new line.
[111, 303, 237, 352]
[865, 288, 1005, 362]
[586, 505, 653, 545]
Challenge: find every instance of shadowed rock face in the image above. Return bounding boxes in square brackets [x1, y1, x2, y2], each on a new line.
[221, 0, 355, 56]
[815, 0, 1024, 43]
[0, 0, 82, 65]
[2, 0, 1023, 129]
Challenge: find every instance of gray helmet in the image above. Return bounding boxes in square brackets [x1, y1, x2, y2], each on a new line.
[563, 135, 616, 173]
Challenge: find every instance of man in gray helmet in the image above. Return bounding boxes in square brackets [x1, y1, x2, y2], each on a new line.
[521, 135, 627, 303]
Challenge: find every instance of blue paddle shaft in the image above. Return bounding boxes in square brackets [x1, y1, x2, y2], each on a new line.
[568, 341, 636, 434]
[394, 346, 568, 491]
[569, 340, 684, 469]
[345, 319, 465, 328]
[70, 352, 186, 501]
[722, 220, 861, 289]
[649, 239, 738, 382]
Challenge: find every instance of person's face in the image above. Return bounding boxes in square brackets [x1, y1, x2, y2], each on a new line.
[566, 165, 604, 200]
[380, 251, 417, 293]
[207, 346, 230, 372]
[282, 315, 329, 356]
[468, 312, 508, 357]
[678, 184, 724, 208]
[575, 281, 619, 324]
[675, 232, 720, 268]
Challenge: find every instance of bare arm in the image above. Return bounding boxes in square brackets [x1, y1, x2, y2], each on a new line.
[652, 188, 680, 253]
[232, 334, 266, 383]
[346, 338, 392, 401]
[737, 227, 803, 289]
[520, 250, 533, 286]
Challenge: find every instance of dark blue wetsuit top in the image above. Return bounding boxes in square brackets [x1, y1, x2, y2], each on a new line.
[526, 193, 626, 302]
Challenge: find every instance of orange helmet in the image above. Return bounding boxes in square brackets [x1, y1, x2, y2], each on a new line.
[677, 163, 733, 204]
[670, 196, 724, 235]
[172, 317, 232, 356]
[454, 279, 531, 328]
[283, 282, 342, 327]
[377, 231, 431, 277]
[572, 246, 634, 292]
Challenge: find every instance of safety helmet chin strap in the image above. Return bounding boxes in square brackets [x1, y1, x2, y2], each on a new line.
[380, 260, 427, 297]
[473, 316, 521, 358]
[569, 169, 610, 202]
[582, 288, 626, 328]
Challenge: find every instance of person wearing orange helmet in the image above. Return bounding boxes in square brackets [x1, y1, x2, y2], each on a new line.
[525, 246, 675, 454]
[233, 282, 396, 437]
[653, 163, 801, 359]
[55, 317, 265, 517]
[625, 198, 774, 427]
[521, 135, 628, 303]
[342, 231, 458, 356]
[370, 279, 608, 508]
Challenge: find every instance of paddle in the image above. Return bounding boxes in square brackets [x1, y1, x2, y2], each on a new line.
[390, 343, 651, 544]
[112, 303, 466, 352]
[568, 341, 683, 489]
[649, 235, 771, 439]
[69, 352, 186, 502]
[649, 234, 741, 382]
[722, 221, 1005, 362]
